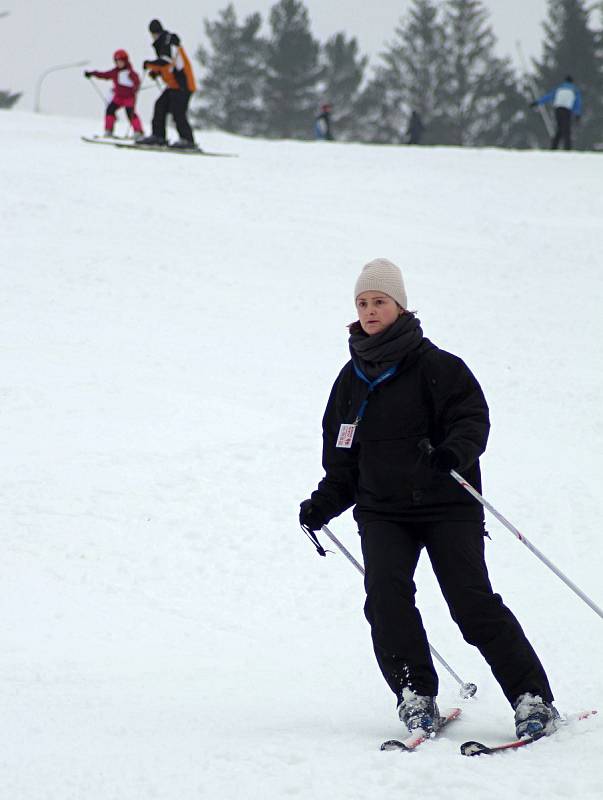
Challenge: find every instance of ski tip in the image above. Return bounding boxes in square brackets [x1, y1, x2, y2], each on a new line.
[576, 709, 598, 720]
[380, 739, 408, 751]
[460, 740, 493, 757]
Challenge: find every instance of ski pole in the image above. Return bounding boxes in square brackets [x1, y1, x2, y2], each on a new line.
[320, 523, 478, 699]
[85, 75, 108, 107]
[515, 40, 554, 138]
[418, 440, 603, 621]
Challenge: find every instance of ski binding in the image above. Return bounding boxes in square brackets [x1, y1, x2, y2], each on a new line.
[381, 707, 461, 752]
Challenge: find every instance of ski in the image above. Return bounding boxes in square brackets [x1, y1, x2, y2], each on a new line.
[81, 137, 237, 157]
[115, 141, 237, 157]
[460, 709, 597, 757]
[381, 707, 461, 752]
[81, 135, 135, 145]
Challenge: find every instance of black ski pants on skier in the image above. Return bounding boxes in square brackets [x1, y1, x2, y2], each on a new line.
[152, 88, 194, 143]
[360, 518, 554, 706]
[551, 107, 572, 150]
[106, 101, 137, 121]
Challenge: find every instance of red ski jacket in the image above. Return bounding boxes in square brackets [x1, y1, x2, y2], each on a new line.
[90, 63, 141, 106]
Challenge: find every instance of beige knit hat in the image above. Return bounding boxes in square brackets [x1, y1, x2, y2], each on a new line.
[354, 258, 407, 309]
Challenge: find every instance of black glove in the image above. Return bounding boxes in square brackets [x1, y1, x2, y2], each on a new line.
[529, 100, 537, 108]
[143, 60, 151, 70]
[84, 71, 93, 78]
[299, 499, 327, 532]
[429, 446, 459, 474]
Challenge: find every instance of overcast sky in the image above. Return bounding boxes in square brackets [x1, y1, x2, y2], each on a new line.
[3, 0, 554, 123]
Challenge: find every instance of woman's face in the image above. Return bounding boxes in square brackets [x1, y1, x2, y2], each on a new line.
[356, 291, 401, 335]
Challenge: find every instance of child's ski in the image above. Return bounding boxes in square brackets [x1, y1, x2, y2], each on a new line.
[81, 135, 133, 145]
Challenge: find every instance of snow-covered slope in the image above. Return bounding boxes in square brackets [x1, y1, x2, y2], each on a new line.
[1, 111, 602, 799]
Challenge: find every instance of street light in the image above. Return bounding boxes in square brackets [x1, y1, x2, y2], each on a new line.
[34, 60, 89, 113]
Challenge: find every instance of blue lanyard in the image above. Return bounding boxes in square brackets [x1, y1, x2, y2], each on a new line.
[351, 362, 398, 424]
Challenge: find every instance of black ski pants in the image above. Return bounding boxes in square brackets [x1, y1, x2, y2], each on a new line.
[551, 107, 572, 150]
[152, 89, 194, 143]
[106, 101, 137, 121]
[360, 518, 554, 707]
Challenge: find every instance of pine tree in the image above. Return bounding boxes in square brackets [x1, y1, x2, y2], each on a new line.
[379, 0, 447, 144]
[0, 90, 21, 109]
[319, 33, 367, 141]
[262, 0, 322, 139]
[531, 0, 603, 149]
[437, 0, 527, 146]
[193, 4, 266, 136]
[351, 0, 443, 146]
[350, 2, 439, 145]
[353, 0, 526, 147]
[352, 72, 406, 144]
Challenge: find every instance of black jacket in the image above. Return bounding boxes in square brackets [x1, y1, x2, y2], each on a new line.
[311, 344, 490, 523]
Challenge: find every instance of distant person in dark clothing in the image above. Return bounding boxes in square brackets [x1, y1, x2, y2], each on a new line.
[530, 75, 582, 151]
[315, 103, 334, 141]
[406, 110, 424, 145]
[138, 19, 197, 150]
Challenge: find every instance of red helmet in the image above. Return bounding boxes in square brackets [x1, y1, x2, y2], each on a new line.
[113, 49, 129, 62]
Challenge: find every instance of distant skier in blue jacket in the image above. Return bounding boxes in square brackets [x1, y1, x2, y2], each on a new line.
[530, 75, 582, 150]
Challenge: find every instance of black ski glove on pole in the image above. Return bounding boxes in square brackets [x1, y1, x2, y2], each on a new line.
[429, 446, 459, 474]
[299, 499, 328, 557]
[418, 438, 459, 474]
[299, 499, 326, 531]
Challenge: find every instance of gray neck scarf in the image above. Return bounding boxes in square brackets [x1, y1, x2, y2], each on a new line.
[349, 313, 428, 379]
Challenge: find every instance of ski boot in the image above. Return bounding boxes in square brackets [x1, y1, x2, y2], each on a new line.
[135, 135, 167, 147]
[169, 138, 198, 151]
[397, 689, 441, 735]
[513, 693, 560, 739]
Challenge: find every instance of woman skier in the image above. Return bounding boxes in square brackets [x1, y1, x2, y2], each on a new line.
[299, 257, 559, 741]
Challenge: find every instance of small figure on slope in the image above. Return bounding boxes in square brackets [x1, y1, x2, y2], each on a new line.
[299, 258, 560, 741]
[405, 110, 424, 145]
[138, 19, 197, 150]
[315, 103, 334, 141]
[530, 75, 582, 151]
[85, 50, 143, 138]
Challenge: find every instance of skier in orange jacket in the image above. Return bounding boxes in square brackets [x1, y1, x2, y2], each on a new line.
[138, 19, 197, 150]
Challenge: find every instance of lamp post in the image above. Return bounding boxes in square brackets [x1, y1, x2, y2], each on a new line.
[34, 60, 89, 113]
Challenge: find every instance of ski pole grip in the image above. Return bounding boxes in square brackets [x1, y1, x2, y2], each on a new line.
[418, 438, 434, 456]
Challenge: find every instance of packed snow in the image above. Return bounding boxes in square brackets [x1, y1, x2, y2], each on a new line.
[1, 110, 602, 799]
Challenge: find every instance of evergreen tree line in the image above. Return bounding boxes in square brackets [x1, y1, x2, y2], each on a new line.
[192, 0, 603, 149]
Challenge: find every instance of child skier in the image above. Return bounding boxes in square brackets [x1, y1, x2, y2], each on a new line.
[315, 103, 334, 141]
[85, 50, 144, 138]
